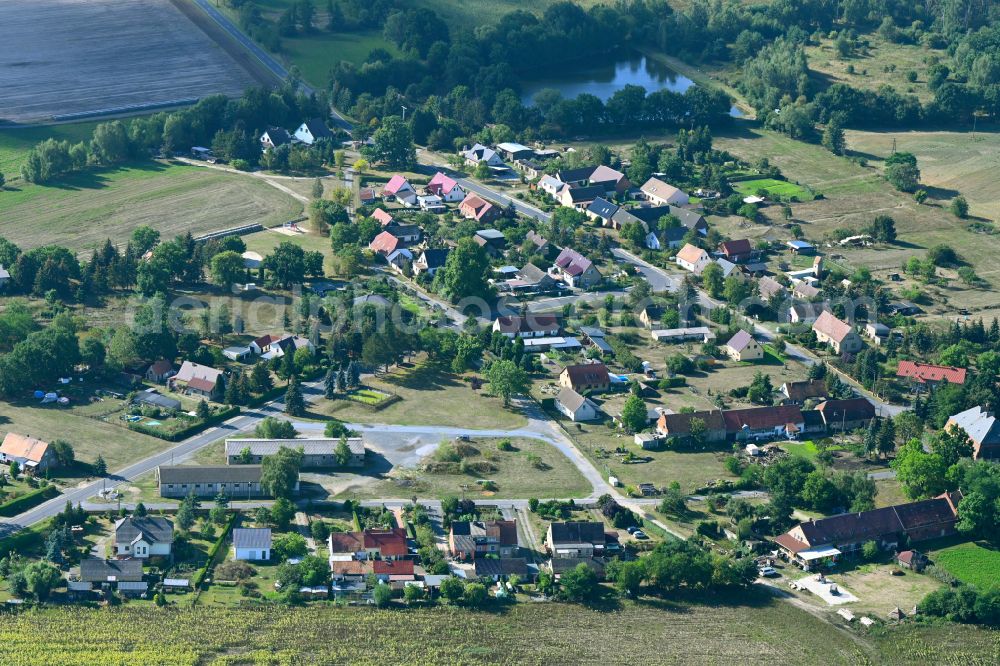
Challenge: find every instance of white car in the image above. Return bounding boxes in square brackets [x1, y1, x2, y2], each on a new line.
[758, 566, 779, 577]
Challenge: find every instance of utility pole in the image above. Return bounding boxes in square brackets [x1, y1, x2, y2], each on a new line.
[401, 105, 408, 123]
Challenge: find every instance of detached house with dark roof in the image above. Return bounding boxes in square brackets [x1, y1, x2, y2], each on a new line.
[816, 398, 877, 432]
[546, 522, 609, 558]
[414, 249, 450, 277]
[780, 379, 828, 404]
[718, 239, 754, 263]
[294, 119, 333, 145]
[114, 516, 173, 559]
[493, 314, 560, 339]
[260, 127, 291, 151]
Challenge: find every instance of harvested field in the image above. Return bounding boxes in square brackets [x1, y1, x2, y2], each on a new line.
[0, 161, 302, 252]
[0, 0, 259, 124]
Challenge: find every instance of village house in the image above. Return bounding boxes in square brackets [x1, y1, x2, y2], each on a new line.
[426, 172, 465, 202]
[417, 194, 445, 212]
[459, 193, 500, 224]
[79, 559, 146, 595]
[773, 492, 962, 569]
[718, 239, 754, 263]
[865, 322, 891, 346]
[249, 333, 314, 360]
[638, 305, 663, 329]
[780, 379, 828, 404]
[537, 175, 565, 198]
[113, 516, 173, 559]
[224, 438, 365, 468]
[786, 240, 815, 254]
[512, 263, 557, 293]
[384, 224, 422, 246]
[793, 281, 823, 301]
[816, 398, 877, 432]
[724, 405, 805, 441]
[449, 520, 519, 560]
[492, 314, 560, 339]
[656, 410, 727, 443]
[812, 311, 863, 354]
[133, 390, 181, 413]
[558, 184, 605, 210]
[897, 550, 928, 572]
[463, 143, 504, 168]
[555, 387, 601, 422]
[580, 326, 613, 355]
[328, 528, 408, 561]
[170, 361, 224, 399]
[724, 330, 764, 362]
[382, 175, 417, 205]
[372, 208, 395, 226]
[473, 229, 507, 256]
[259, 127, 292, 151]
[413, 249, 450, 277]
[586, 197, 619, 225]
[233, 528, 272, 561]
[359, 188, 377, 205]
[546, 522, 610, 558]
[640, 177, 689, 206]
[556, 165, 628, 195]
[0, 433, 57, 473]
[787, 302, 825, 325]
[559, 362, 610, 394]
[156, 465, 289, 499]
[896, 361, 966, 387]
[145, 359, 175, 384]
[293, 119, 333, 145]
[369, 230, 403, 256]
[675, 243, 711, 274]
[552, 248, 602, 289]
[757, 276, 787, 302]
[946, 406, 1000, 461]
[524, 230, 550, 255]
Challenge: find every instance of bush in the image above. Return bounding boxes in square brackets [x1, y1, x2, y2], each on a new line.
[0, 484, 59, 517]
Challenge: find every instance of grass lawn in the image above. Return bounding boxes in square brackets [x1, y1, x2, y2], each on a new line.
[930, 541, 1000, 590]
[817, 561, 943, 616]
[242, 227, 338, 275]
[337, 436, 592, 500]
[0, 122, 100, 179]
[0, 400, 167, 474]
[566, 420, 737, 493]
[317, 360, 528, 430]
[845, 127, 1000, 223]
[0, 161, 302, 252]
[733, 177, 814, 201]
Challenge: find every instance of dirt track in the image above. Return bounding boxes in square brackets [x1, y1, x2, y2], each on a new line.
[0, 0, 263, 124]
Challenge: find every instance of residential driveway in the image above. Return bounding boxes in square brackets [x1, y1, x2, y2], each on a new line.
[611, 248, 679, 293]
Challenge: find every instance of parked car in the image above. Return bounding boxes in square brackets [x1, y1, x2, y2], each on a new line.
[626, 526, 638, 535]
[758, 566, 779, 577]
[633, 530, 648, 540]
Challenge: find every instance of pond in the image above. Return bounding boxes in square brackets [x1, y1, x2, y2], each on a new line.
[520, 55, 743, 117]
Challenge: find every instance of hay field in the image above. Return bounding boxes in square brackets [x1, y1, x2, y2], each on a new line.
[0, 161, 302, 252]
[0, 0, 257, 124]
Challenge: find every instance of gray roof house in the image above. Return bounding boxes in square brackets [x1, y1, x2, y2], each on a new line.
[156, 465, 290, 499]
[555, 388, 600, 422]
[113, 516, 174, 558]
[224, 438, 365, 467]
[233, 528, 272, 561]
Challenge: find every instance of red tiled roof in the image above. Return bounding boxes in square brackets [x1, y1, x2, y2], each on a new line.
[561, 363, 609, 389]
[328, 532, 364, 553]
[330, 560, 372, 576]
[719, 239, 752, 257]
[428, 172, 459, 195]
[373, 559, 414, 575]
[657, 410, 726, 435]
[494, 315, 559, 335]
[372, 208, 395, 226]
[383, 175, 410, 194]
[369, 231, 401, 255]
[363, 529, 407, 557]
[186, 377, 217, 393]
[721, 405, 804, 431]
[896, 361, 966, 385]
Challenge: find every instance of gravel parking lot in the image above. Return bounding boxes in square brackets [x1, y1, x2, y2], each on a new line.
[0, 0, 258, 123]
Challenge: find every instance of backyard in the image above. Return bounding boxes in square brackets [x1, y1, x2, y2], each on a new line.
[929, 541, 1000, 591]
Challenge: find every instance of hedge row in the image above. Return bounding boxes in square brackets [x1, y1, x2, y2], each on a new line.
[127, 405, 240, 441]
[0, 518, 54, 557]
[192, 513, 237, 590]
[0, 484, 60, 517]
